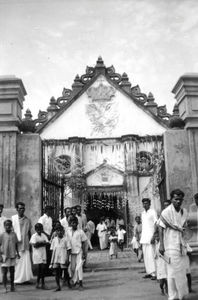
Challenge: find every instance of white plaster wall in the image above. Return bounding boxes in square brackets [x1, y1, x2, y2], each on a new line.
[41, 76, 166, 139]
[84, 141, 125, 173]
[86, 169, 123, 186]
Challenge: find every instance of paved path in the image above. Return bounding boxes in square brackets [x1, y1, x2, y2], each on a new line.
[86, 248, 144, 271]
[0, 249, 198, 299]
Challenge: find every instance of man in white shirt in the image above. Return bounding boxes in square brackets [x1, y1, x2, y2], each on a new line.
[67, 216, 87, 289]
[38, 206, 53, 239]
[38, 205, 53, 274]
[140, 198, 157, 280]
[159, 189, 189, 300]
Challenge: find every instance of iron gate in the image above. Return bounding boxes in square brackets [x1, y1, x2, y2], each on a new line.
[42, 142, 64, 220]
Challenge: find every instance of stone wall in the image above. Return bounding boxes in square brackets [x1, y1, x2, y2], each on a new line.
[16, 134, 42, 227]
[164, 129, 193, 207]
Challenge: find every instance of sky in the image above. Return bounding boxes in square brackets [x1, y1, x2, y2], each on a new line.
[1, 0, 198, 118]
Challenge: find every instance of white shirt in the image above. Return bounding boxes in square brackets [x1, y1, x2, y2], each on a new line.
[60, 217, 69, 233]
[67, 228, 87, 254]
[30, 233, 49, 264]
[159, 204, 188, 251]
[38, 214, 52, 236]
[117, 229, 126, 241]
[96, 222, 107, 237]
[140, 208, 157, 244]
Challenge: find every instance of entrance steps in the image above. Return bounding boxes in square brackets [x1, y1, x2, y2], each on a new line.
[85, 248, 145, 272]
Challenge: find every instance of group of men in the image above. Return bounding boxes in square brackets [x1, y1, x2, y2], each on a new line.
[140, 189, 198, 300]
[0, 203, 95, 284]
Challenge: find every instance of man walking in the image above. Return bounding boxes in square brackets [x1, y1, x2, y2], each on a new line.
[140, 198, 157, 280]
[12, 202, 33, 283]
[159, 189, 189, 300]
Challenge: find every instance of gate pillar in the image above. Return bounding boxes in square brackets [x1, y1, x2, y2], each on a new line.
[172, 74, 198, 196]
[0, 76, 26, 217]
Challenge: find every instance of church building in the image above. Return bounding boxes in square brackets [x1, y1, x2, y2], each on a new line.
[36, 57, 171, 234]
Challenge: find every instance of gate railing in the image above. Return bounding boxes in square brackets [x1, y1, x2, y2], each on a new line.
[42, 143, 64, 220]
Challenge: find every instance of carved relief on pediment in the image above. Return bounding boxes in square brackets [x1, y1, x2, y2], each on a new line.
[86, 79, 119, 137]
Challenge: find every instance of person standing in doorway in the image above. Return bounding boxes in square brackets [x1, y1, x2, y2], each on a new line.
[12, 202, 33, 283]
[96, 217, 108, 250]
[159, 189, 189, 300]
[140, 198, 157, 280]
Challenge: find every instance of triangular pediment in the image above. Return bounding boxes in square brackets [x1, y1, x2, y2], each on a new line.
[38, 57, 169, 139]
[86, 162, 124, 187]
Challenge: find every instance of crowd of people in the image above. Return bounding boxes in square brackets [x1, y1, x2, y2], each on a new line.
[0, 203, 91, 293]
[0, 202, 127, 294]
[0, 190, 197, 299]
[131, 189, 198, 300]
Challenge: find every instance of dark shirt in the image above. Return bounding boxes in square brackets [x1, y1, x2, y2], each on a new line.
[0, 232, 18, 259]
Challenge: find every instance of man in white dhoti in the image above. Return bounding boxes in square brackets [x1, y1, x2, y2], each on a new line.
[159, 189, 189, 300]
[96, 217, 108, 250]
[12, 202, 33, 283]
[140, 198, 157, 280]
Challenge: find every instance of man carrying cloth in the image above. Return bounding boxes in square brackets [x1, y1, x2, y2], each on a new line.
[159, 189, 189, 300]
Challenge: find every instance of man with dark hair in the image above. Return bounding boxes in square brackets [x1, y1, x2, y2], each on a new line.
[159, 189, 189, 300]
[140, 198, 157, 280]
[67, 215, 87, 289]
[12, 202, 33, 283]
[38, 205, 53, 275]
[38, 205, 53, 239]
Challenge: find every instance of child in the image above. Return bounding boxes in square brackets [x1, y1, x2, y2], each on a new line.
[0, 219, 20, 293]
[67, 216, 87, 290]
[132, 216, 143, 262]
[109, 228, 118, 259]
[50, 225, 71, 291]
[117, 224, 126, 251]
[154, 234, 168, 295]
[30, 223, 49, 289]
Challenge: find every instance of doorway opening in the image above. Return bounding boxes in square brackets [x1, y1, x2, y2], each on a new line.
[84, 188, 128, 248]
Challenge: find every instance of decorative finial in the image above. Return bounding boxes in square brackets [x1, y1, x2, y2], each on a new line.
[47, 97, 59, 113]
[147, 92, 155, 102]
[120, 73, 131, 92]
[96, 56, 105, 68]
[24, 109, 33, 120]
[72, 74, 83, 94]
[19, 109, 35, 133]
